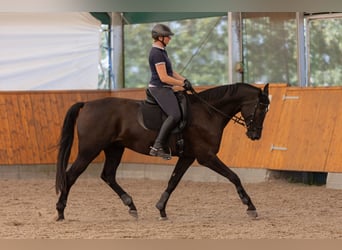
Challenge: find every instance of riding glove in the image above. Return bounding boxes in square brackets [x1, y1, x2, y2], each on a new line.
[183, 79, 193, 91]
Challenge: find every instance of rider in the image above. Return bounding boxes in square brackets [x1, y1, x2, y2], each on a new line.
[148, 23, 193, 160]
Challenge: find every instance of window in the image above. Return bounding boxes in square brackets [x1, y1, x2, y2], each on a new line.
[242, 13, 298, 85]
[124, 16, 228, 88]
[306, 14, 342, 86]
[98, 24, 112, 89]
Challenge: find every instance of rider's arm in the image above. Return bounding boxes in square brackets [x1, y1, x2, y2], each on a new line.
[155, 63, 185, 87]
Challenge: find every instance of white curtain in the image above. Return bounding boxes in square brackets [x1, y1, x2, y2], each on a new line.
[0, 13, 101, 90]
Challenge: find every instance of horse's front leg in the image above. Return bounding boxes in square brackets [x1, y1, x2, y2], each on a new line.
[201, 155, 258, 218]
[156, 157, 195, 220]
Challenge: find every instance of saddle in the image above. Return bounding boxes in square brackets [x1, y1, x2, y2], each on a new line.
[137, 89, 190, 133]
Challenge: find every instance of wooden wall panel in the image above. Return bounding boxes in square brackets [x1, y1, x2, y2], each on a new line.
[31, 94, 55, 163]
[5, 94, 26, 164]
[18, 94, 41, 163]
[0, 94, 13, 164]
[325, 90, 342, 172]
[318, 89, 342, 172]
[268, 87, 342, 172]
[0, 85, 341, 173]
[0, 91, 112, 165]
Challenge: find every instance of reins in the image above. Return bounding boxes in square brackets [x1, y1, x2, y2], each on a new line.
[187, 86, 246, 127]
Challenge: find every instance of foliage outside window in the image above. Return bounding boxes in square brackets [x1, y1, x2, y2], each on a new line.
[98, 24, 111, 89]
[242, 13, 298, 86]
[123, 16, 229, 88]
[308, 17, 342, 86]
[98, 13, 342, 89]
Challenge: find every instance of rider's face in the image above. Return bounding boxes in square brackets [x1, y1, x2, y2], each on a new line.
[161, 36, 171, 46]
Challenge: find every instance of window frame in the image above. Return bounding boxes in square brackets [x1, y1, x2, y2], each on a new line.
[305, 13, 342, 87]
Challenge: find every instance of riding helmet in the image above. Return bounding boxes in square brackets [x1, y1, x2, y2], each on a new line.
[151, 24, 174, 39]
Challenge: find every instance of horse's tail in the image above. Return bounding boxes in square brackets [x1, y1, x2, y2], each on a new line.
[55, 102, 85, 194]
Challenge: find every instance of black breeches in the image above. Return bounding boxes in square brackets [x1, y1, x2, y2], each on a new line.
[148, 87, 181, 122]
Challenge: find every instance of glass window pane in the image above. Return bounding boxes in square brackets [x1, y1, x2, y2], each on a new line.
[308, 17, 342, 86]
[124, 16, 228, 88]
[242, 12, 298, 85]
[98, 24, 111, 89]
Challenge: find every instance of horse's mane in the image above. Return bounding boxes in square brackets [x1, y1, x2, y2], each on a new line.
[197, 84, 239, 102]
[187, 83, 263, 108]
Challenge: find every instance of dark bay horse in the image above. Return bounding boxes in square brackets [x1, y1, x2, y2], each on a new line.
[55, 83, 270, 221]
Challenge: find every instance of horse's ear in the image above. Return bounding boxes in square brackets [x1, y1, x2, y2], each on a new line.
[263, 83, 269, 95]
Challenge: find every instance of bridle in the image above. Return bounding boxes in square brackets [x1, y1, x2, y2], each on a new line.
[188, 86, 268, 129]
[244, 100, 269, 131]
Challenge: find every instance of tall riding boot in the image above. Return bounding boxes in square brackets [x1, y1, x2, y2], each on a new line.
[149, 116, 177, 160]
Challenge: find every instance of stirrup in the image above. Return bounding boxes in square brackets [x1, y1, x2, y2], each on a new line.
[149, 146, 171, 160]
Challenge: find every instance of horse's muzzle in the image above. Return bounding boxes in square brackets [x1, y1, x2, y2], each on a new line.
[246, 130, 262, 140]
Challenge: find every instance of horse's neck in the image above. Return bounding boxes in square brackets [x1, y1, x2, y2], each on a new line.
[194, 84, 257, 118]
[216, 87, 257, 119]
[220, 101, 242, 120]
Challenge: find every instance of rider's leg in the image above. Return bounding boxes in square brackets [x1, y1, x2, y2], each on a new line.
[149, 116, 177, 159]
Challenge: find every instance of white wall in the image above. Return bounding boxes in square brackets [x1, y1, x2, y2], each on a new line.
[0, 13, 101, 90]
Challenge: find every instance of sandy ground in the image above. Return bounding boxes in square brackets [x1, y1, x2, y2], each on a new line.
[0, 177, 341, 239]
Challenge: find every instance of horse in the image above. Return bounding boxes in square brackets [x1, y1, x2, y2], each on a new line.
[55, 83, 270, 221]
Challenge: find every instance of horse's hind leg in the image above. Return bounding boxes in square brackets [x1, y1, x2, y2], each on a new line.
[100, 144, 138, 218]
[202, 156, 258, 218]
[56, 156, 94, 221]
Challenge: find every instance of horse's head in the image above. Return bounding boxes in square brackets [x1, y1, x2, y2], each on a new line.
[240, 84, 270, 140]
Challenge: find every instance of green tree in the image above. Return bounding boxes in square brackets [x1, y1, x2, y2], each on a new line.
[309, 18, 342, 86]
[122, 13, 342, 88]
[242, 13, 298, 85]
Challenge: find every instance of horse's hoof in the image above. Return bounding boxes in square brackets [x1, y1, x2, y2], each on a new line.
[246, 209, 258, 219]
[56, 214, 65, 221]
[159, 216, 168, 221]
[129, 209, 138, 219]
[56, 217, 64, 222]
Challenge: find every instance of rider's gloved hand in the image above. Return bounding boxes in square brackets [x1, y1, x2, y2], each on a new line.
[183, 79, 193, 91]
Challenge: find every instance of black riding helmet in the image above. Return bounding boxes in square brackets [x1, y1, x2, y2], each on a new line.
[151, 24, 174, 40]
